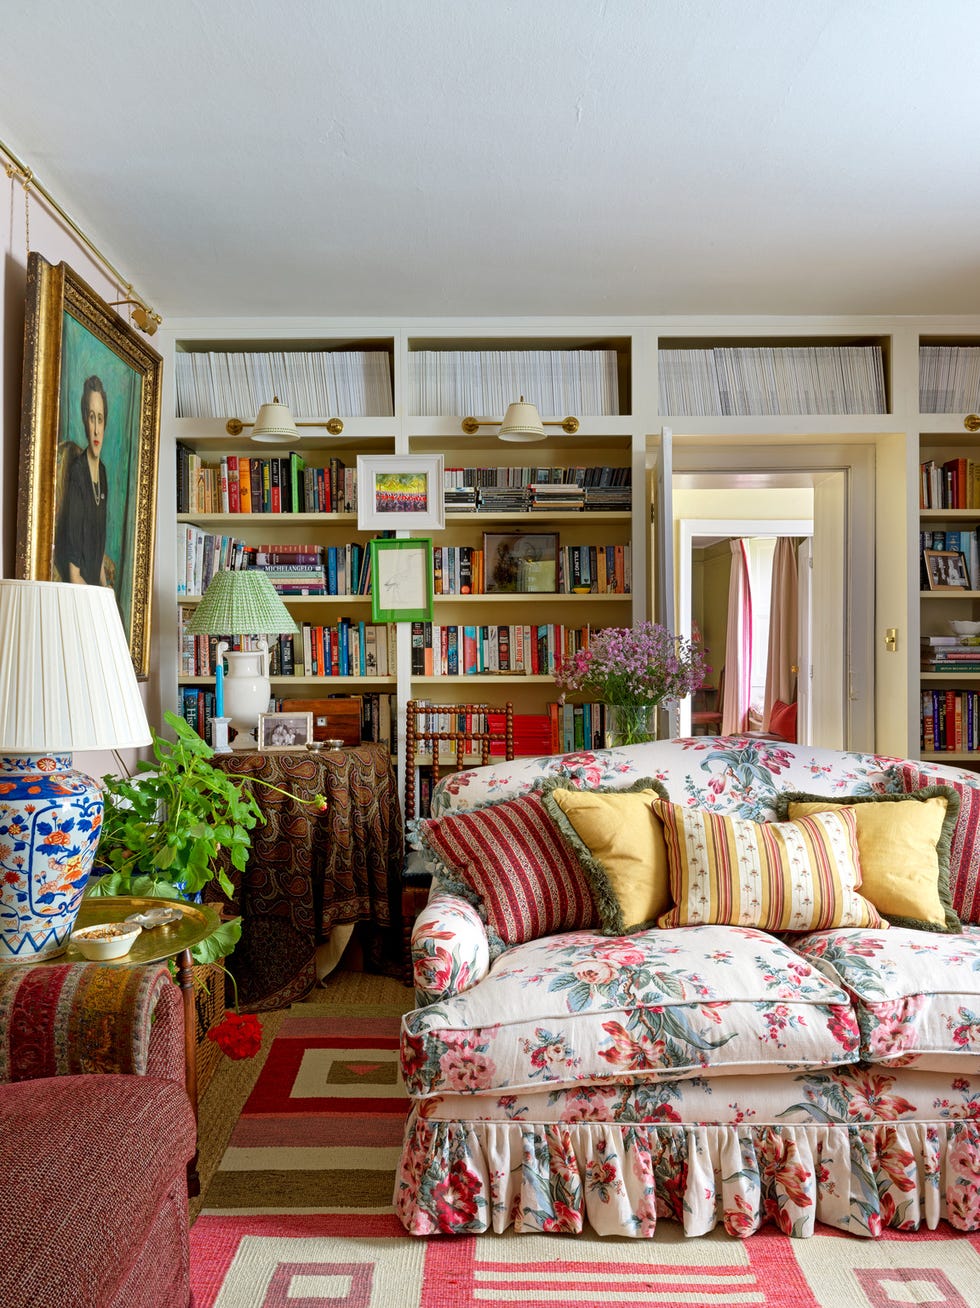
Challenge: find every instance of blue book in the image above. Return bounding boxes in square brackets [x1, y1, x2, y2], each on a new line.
[326, 547, 338, 594]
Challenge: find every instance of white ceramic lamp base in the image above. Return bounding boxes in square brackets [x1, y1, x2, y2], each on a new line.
[222, 647, 272, 751]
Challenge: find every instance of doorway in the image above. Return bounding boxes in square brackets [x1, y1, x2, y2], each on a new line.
[678, 518, 814, 739]
[668, 444, 875, 751]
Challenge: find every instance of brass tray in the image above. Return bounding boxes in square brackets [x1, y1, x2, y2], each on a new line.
[66, 895, 220, 966]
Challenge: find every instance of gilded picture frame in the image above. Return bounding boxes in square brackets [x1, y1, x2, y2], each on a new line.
[15, 253, 162, 679]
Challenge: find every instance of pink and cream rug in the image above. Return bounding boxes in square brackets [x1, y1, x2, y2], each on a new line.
[189, 995, 980, 1307]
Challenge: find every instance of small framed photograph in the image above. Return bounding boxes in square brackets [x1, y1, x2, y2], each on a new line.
[257, 711, 314, 751]
[370, 537, 433, 622]
[356, 454, 444, 530]
[924, 548, 972, 591]
[484, 531, 559, 593]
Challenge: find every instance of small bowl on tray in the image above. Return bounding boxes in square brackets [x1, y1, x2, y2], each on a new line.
[71, 921, 142, 960]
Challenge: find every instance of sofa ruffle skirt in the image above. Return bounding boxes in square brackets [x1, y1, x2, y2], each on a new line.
[395, 1068, 980, 1239]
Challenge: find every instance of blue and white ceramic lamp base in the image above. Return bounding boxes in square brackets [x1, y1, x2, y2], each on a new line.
[0, 753, 103, 962]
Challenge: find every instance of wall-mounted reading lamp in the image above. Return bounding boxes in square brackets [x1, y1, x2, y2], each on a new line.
[108, 298, 162, 337]
[461, 396, 580, 443]
[225, 397, 344, 444]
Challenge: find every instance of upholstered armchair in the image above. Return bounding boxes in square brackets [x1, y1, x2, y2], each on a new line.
[0, 963, 196, 1308]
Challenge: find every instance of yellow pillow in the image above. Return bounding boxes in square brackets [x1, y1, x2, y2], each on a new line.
[651, 799, 885, 932]
[541, 779, 670, 933]
[782, 794, 957, 930]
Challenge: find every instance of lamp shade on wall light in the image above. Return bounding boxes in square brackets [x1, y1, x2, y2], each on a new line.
[498, 397, 547, 443]
[186, 570, 299, 750]
[0, 580, 152, 961]
[250, 397, 302, 445]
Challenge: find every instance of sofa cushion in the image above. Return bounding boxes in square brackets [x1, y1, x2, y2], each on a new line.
[540, 776, 671, 934]
[400, 923, 861, 1099]
[419, 791, 598, 953]
[893, 761, 980, 925]
[775, 787, 961, 932]
[652, 800, 885, 932]
[792, 924, 980, 1070]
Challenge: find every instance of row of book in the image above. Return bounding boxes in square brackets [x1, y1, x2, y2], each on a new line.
[408, 349, 621, 416]
[919, 346, 980, 414]
[921, 690, 980, 754]
[177, 532, 372, 598]
[919, 530, 980, 590]
[920, 633, 980, 672]
[178, 610, 397, 678]
[177, 445, 355, 515]
[919, 457, 980, 510]
[432, 544, 631, 595]
[657, 345, 887, 416]
[445, 464, 631, 488]
[179, 688, 395, 750]
[409, 622, 593, 677]
[174, 349, 394, 419]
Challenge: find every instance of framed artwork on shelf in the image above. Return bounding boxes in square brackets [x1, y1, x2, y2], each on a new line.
[923, 548, 972, 591]
[356, 454, 445, 530]
[257, 711, 314, 751]
[14, 252, 162, 679]
[370, 537, 433, 622]
[484, 531, 559, 593]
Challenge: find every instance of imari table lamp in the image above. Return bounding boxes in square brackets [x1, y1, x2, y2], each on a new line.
[185, 570, 298, 751]
[0, 580, 151, 961]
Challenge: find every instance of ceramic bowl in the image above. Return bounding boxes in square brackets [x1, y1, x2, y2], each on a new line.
[71, 921, 142, 960]
[950, 620, 980, 637]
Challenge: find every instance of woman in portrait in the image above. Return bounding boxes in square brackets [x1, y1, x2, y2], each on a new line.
[55, 375, 109, 586]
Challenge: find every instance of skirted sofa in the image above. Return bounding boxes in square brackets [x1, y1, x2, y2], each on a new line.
[395, 735, 980, 1240]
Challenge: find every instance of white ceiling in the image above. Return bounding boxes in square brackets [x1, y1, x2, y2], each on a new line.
[5, 0, 980, 322]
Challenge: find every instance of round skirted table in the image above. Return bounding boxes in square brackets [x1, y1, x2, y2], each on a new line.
[208, 743, 405, 1010]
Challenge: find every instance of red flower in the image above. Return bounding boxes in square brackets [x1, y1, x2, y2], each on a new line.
[207, 1011, 262, 1059]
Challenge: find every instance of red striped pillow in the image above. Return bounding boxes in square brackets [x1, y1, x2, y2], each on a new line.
[895, 763, 980, 924]
[420, 791, 597, 948]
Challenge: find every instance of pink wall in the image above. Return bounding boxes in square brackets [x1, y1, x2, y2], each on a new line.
[1, 172, 157, 775]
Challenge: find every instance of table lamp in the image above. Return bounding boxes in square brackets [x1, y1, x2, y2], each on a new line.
[185, 570, 299, 751]
[0, 580, 152, 961]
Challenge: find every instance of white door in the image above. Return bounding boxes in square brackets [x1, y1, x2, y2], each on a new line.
[652, 427, 677, 736]
[810, 471, 847, 749]
[796, 537, 813, 745]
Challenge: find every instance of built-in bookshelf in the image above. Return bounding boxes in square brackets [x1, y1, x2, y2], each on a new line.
[917, 336, 980, 766]
[657, 339, 887, 416]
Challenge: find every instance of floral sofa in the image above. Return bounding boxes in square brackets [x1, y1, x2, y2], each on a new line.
[395, 735, 980, 1240]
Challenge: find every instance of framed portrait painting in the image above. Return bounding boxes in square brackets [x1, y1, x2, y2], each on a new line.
[15, 253, 162, 679]
[356, 454, 445, 531]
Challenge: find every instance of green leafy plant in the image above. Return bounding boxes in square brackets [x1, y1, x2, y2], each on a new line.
[87, 710, 266, 962]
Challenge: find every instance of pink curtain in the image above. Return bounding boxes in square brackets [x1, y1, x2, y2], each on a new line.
[722, 539, 752, 734]
[762, 537, 799, 728]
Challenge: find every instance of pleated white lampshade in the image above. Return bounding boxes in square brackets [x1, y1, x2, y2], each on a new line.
[0, 579, 151, 754]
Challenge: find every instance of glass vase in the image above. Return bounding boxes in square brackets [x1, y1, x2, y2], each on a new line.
[603, 702, 659, 748]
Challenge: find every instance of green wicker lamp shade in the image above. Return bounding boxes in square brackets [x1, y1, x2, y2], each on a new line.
[185, 570, 298, 636]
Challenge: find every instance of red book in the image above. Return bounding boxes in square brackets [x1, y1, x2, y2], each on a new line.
[227, 454, 240, 513]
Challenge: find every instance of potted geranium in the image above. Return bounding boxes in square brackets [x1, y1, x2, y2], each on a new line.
[555, 621, 706, 746]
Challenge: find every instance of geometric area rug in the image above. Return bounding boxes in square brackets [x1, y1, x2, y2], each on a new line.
[189, 1004, 980, 1308]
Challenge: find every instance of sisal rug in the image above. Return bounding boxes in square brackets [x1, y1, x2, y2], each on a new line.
[190, 977, 980, 1308]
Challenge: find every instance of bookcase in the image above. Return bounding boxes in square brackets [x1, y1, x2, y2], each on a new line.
[152, 314, 980, 802]
[917, 336, 980, 766]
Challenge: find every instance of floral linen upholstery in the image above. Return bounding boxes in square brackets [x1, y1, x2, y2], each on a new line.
[403, 924, 860, 1098]
[395, 1066, 980, 1239]
[399, 736, 980, 1239]
[792, 924, 980, 1071]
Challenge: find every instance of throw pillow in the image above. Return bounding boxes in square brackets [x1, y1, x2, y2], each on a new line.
[774, 787, 961, 932]
[893, 762, 980, 926]
[651, 799, 885, 932]
[768, 699, 798, 742]
[539, 775, 671, 934]
[419, 790, 598, 953]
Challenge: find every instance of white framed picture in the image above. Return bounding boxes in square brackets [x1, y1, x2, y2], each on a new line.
[356, 454, 444, 530]
[257, 711, 314, 751]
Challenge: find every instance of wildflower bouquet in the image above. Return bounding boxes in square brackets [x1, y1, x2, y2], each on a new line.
[555, 621, 706, 745]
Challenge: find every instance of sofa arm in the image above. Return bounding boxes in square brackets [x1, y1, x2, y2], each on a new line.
[0, 962, 185, 1084]
[411, 892, 490, 1006]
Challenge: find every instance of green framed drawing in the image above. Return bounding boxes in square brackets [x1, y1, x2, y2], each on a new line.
[370, 537, 433, 622]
